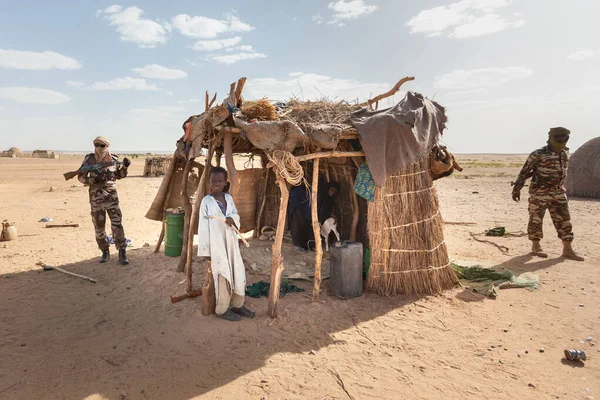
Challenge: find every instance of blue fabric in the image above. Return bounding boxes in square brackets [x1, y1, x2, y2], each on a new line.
[354, 163, 375, 202]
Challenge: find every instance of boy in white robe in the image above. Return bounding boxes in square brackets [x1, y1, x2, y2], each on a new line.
[197, 167, 255, 321]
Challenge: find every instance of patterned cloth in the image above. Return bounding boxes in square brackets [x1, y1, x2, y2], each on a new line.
[512, 145, 568, 196]
[513, 145, 574, 241]
[354, 163, 376, 202]
[528, 193, 573, 241]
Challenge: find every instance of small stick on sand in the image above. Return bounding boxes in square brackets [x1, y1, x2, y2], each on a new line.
[469, 232, 509, 254]
[330, 368, 356, 400]
[45, 223, 80, 228]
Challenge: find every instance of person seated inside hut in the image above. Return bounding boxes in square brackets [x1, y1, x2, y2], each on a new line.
[288, 177, 340, 251]
[197, 167, 255, 321]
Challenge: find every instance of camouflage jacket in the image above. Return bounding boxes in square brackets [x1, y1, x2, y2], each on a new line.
[78, 153, 128, 189]
[512, 146, 568, 195]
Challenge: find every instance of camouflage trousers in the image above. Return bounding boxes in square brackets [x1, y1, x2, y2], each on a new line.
[528, 193, 574, 241]
[89, 186, 126, 250]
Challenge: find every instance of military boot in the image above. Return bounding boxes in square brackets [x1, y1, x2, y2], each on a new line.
[119, 248, 129, 265]
[100, 250, 110, 263]
[531, 240, 548, 258]
[562, 240, 584, 261]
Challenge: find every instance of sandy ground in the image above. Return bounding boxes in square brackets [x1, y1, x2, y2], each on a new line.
[0, 154, 598, 400]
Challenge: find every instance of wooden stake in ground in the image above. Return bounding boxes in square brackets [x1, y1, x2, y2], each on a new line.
[311, 159, 324, 302]
[268, 172, 289, 318]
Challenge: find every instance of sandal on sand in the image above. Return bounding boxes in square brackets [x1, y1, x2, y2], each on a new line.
[217, 309, 242, 322]
[231, 305, 255, 319]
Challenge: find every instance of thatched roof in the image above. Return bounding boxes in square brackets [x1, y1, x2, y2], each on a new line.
[7, 147, 22, 155]
[566, 137, 600, 199]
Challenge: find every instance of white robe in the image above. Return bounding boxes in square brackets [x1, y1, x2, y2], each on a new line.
[197, 194, 246, 306]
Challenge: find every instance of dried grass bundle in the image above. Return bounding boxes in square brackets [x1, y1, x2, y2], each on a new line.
[367, 157, 458, 296]
[241, 99, 277, 121]
[283, 99, 362, 125]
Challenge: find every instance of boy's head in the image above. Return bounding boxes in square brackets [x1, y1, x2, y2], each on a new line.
[209, 167, 228, 193]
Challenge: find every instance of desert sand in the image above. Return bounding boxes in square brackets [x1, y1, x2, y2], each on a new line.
[0, 154, 598, 400]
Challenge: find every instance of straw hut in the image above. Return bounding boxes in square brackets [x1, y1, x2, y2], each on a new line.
[146, 76, 459, 317]
[566, 137, 600, 199]
[5, 147, 23, 157]
[32, 150, 59, 159]
[144, 155, 173, 177]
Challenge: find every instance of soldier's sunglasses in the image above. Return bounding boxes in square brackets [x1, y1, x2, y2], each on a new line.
[95, 144, 106, 148]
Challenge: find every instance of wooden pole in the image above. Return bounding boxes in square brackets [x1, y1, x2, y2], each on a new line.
[348, 171, 359, 242]
[205, 90, 209, 112]
[255, 167, 270, 239]
[268, 172, 289, 318]
[359, 76, 415, 107]
[311, 159, 324, 302]
[223, 130, 241, 200]
[177, 158, 193, 272]
[185, 146, 214, 293]
[201, 261, 216, 315]
[295, 151, 364, 162]
[215, 151, 222, 167]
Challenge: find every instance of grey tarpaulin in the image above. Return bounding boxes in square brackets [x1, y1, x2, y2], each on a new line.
[350, 91, 447, 186]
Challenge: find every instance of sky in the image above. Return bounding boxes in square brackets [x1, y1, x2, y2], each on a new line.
[0, 0, 599, 153]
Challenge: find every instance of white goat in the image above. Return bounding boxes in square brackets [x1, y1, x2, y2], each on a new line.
[320, 217, 341, 252]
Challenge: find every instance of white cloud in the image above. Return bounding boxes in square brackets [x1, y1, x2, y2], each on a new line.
[166, 91, 173, 95]
[171, 13, 253, 39]
[451, 13, 524, 38]
[289, 72, 304, 77]
[312, 14, 323, 24]
[434, 66, 533, 90]
[566, 50, 595, 61]
[0, 49, 81, 70]
[0, 87, 71, 104]
[407, 0, 524, 38]
[192, 37, 242, 51]
[327, 0, 378, 27]
[98, 5, 170, 48]
[89, 77, 160, 91]
[127, 105, 187, 123]
[205, 51, 266, 65]
[132, 64, 187, 80]
[66, 80, 85, 88]
[246, 73, 390, 102]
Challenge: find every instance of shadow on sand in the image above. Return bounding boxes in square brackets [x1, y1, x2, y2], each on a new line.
[0, 246, 424, 399]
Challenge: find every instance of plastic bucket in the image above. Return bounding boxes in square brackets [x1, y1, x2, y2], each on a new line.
[164, 211, 185, 257]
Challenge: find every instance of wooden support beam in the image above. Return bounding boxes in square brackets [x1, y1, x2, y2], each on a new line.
[255, 167, 270, 239]
[359, 76, 415, 107]
[214, 125, 242, 133]
[177, 158, 193, 272]
[348, 171, 359, 242]
[208, 93, 217, 109]
[223, 129, 241, 200]
[268, 173, 289, 318]
[205, 90, 209, 112]
[295, 151, 365, 162]
[185, 146, 214, 293]
[311, 159, 324, 302]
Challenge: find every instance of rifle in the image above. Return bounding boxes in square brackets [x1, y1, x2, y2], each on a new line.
[63, 160, 123, 181]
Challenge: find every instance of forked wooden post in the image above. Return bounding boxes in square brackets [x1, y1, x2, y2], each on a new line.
[255, 167, 270, 238]
[185, 147, 214, 293]
[177, 158, 193, 272]
[311, 159, 324, 302]
[223, 130, 241, 199]
[268, 172, 289, 318]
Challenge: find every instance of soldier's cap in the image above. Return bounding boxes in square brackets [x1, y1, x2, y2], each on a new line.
[548, 127, 570, 136]
[93, 136, 110, 146]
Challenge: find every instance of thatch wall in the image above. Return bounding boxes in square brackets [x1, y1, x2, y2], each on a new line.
[566, 137, 600, 199]
[366, 157, 458, 296]
[144, 156, 172, 177]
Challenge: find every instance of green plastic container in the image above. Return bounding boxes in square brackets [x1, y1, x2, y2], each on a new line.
[364, 248, 370, 275]
[164, 211, 185, 257]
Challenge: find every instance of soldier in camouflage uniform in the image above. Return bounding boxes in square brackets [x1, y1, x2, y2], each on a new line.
[512, 127, 584, 261]
[78, 136, 131, 265]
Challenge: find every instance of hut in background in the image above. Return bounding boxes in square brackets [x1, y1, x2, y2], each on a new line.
[32, 150, 59, 159]
[1, 147, 23, 158]
[566, 137, 600, 199]
[146, 76, 459, 318]
[144, 155, 173, 177]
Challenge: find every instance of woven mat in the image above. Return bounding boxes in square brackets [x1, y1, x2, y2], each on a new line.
[241, 240, 330, 281]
